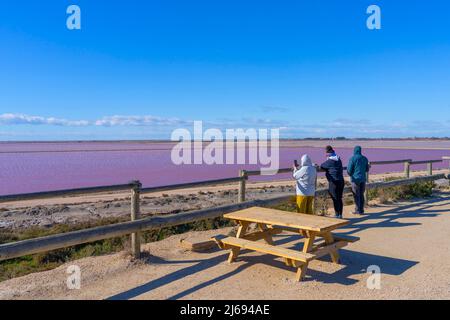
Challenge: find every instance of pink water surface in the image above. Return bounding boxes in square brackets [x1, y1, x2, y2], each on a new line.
[0, 142, 449, 196]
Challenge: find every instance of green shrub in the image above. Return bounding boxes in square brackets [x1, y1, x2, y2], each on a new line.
[271, 196, 298, 213]
[368, 181, 434, 204]
[0, 216, 234, 282]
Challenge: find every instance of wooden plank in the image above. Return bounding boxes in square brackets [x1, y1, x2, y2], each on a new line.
[241, 228, 283, 242]
[409, 159, 442, 165]
[179, 239, 216, 252]
[302, 231, 316, 253]
[312, 241, 347, 260]
[295, 263, 309, 282]
[238, 170, 247, 203]
[140, 177, 244, 194]
[404, 161, 411, 178]
[245, 166, 348, 176]
[365, 171, 370, 206]
[0, 183, 136, 203]
[228, 247, 240, 263]
[130, 183, 141, 259]
[311, 241, 328, 252]
[257, 223, 274, 245]
[332, 234, 360, 243]
[224, 207, 349, 232]
[370, 159, 412, 165]
[213, 236, 315, 262]
[322, 232, 340, 263]
[236, 221, 250, 238]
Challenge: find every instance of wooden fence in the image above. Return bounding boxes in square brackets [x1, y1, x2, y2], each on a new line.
[0, 157, 449, 261]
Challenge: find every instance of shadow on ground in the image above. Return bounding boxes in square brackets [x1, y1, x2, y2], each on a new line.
[106, 195, 449, 300]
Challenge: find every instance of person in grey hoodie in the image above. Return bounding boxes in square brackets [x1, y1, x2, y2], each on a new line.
[293, 154, 317, 214]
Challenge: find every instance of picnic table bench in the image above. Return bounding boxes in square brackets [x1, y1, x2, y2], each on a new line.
[212, 207, 359, 282]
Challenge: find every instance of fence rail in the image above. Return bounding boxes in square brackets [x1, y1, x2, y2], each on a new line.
[370, 159, 412, 165]
[0, 156, 449, 261]
[0, 183, 137, 203]
[0, 173, 447, 262]
[409, 159, 443, 165]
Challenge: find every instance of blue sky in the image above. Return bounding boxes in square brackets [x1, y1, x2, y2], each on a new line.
[0, 0, 450, 140]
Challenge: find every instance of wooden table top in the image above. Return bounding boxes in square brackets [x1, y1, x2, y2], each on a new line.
[224, 207, 349, 232]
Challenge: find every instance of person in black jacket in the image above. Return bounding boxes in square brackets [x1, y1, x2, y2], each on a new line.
[320, 145, 345, 219]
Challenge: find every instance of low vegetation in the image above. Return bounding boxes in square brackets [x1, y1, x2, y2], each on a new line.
[0, 217, 233, 282]
[368, 179, 434, 204]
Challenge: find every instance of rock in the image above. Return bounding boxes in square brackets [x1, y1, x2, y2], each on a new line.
[179, 238, 216, 252]
[49, 205, 70, 215]
[24, 206, 46, 216]
[0, 221, 11, 229]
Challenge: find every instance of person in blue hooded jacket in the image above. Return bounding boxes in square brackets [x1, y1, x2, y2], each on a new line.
[347, 146, 370, 215]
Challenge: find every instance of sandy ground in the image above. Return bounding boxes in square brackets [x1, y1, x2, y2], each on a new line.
[1, 169, 447, 230]
[1, 191, 450, 300]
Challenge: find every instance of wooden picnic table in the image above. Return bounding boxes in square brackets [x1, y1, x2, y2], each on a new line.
[213, 207, 358, 282]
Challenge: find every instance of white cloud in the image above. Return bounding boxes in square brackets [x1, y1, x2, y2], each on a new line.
[281, 118, 450, 138]
[0, 113, 189, 127]
[1, 113, 450, 138]
[94, 115, 189, 127]
[0, 113, 89, 126]
[259, 106, 291, 113]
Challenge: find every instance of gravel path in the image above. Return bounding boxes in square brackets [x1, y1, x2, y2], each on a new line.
[1, 192, 450, 300]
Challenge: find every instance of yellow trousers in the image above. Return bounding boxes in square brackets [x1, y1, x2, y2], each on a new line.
[296, 196, 314, 214]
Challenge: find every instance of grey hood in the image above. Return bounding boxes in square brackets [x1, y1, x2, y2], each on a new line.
[293, 154, 317, 196]
[301, 154, 313, 167]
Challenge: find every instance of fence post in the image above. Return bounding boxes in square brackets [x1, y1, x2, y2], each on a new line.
[365, 170, 369, 207]
[427, 162, 433, 176]
[130, 180, 142, 259]
[238, 170, 247, 203]
[404, 161, 411, 178]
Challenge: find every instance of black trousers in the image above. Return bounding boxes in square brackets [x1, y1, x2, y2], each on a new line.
[351, 182, 366, 214]
[328, 180, 345, 215]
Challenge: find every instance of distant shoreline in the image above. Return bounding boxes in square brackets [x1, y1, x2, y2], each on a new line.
[1, 138, 450, 143]
[2, 139, 450, 151]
